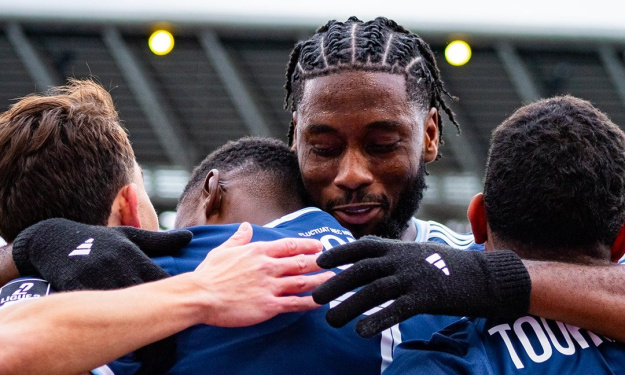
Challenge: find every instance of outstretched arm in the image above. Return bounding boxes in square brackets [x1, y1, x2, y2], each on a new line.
[313, 238, 625, 342]
[0, 223, 332, 375]
[526, 260, 625, 341]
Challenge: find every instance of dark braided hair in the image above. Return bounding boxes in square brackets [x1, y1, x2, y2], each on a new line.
[284, 16, 459, 151]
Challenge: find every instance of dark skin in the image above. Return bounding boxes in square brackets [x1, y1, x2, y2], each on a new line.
[290, 70, 625, 342]
[4, 70, 625, 343]
[0, 244, 17, 286]
[174, 169, 305, 228]
[291, 72, 438, 241]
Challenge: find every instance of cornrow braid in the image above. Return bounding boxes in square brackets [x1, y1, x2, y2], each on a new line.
[284, 16, 459, 154]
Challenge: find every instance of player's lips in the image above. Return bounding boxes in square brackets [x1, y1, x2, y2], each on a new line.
[331, 203, 383, 225]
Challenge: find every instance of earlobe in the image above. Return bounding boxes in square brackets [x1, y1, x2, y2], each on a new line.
[611, 224, 625, 263]
[423, 108, 440, 163]
[467, 193, 488, 244]
[202, 169, 222, 220]
[108, 184, 141, 228]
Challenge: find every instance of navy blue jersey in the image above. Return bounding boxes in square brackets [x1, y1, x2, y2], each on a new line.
[110, 208, 481, 375]
[384, 315, 625, 374]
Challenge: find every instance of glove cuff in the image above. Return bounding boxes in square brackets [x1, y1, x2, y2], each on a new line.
[484, 250, 532, 317]
[12, 224, 40, 277]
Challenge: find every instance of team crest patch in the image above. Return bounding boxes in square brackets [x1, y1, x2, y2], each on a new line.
[0, 278, 52, 309]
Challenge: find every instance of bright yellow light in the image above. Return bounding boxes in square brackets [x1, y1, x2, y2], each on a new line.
[445, 40, 471, 66]
[149, 30, 175, 56]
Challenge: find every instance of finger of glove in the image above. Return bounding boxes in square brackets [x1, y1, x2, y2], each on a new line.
[323, 275, 402, 328]
[316, 238, 392, 269]
[355, 296, 416, 338]
[312, 257, 394, 305]
[117, 227, 192, 257]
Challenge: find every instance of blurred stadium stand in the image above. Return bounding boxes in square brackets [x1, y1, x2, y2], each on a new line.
[2, 21, 625, 230]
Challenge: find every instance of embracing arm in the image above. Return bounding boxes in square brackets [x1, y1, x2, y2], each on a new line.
[0, 274, 201, 374]
[526, 260, 625, 342]
[0, 223, 332, 375]
[0, 244, 19, 287]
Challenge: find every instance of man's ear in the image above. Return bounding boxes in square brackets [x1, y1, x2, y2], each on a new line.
[611, 224, 625, 263]
[108, 184, 141, 228]
[202, 169, 222, 220]
[291, 111, 298, 151]
[423, 107, 440, 163]
[467, 193, 488, 244]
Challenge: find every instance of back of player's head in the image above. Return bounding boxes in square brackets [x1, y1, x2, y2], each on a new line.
[284, 16, 458, 149]
[484, 95, 625, 258]
[0, 79, 135, 242]
[178, 136, 305, 212]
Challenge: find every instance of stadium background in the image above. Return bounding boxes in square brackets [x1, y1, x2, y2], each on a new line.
[1, 1, 624, 232]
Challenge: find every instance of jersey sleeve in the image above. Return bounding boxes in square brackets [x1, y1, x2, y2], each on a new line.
[0, 276, 53, 310]
[384, 318, 493, 375]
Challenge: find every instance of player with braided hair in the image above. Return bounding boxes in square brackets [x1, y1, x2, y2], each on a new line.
[285, 16, 458, 149]
[294, 16, 625, 359]
[284, 16, 474, 245]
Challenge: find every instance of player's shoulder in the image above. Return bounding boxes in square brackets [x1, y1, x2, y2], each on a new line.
[413, 218, 482, 250]
[264, 207, 335, 229]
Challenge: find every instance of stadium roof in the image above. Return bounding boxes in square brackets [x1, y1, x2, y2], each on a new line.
[2, 0, 625, 41]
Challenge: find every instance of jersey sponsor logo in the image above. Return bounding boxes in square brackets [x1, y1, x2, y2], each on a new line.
[425, 253, 450, 276]
[298, 226, 353, 238]
[488, 316, 609, 369]
[0, 278, 51, 309]
[69, 238, 94, 256]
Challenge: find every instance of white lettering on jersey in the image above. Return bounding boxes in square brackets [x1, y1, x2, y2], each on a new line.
[13, 282, 34, 295]
[489, 316, 605, 369]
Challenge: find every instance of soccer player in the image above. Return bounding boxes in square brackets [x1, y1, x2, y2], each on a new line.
[111, 137, 363, 373]
[112, 136, 471, 374]
[0, 80, 330, 375]
[285, 16, 476, 246]
[299, 17, 625, 344]
[347, 96, 625, 374]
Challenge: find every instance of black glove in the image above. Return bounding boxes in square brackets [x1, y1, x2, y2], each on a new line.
[312, 236, 531, 338]
[12, 218, 192, 290]
[12, 218, 193, 374]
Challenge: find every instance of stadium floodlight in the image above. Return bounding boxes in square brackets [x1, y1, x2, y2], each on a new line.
[149, 29, 175, 56]
[445, 40, 472, 66]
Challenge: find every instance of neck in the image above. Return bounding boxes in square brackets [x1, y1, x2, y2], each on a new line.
[400, 219, 417, 242]
[488, 235, 611, 266]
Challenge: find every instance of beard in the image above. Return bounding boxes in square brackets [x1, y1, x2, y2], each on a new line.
[318, 159, 427, 240]
[371, 160, 427, 239]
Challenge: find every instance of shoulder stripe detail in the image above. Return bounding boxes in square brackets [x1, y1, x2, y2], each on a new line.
[264, 207, 322, 228]
[427, 233, 476, 250]
[428, 221, 475, 244]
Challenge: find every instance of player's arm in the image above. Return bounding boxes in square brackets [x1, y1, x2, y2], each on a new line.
[0, 244, 19, 286]
[0, 223, 333, 375]
[526, 260, 625, 342]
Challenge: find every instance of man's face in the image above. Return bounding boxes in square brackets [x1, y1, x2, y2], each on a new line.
[132, 162, 159, 231]
[292, 71, 438, 239]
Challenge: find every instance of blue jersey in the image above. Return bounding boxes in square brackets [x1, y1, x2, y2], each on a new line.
[384, 315, 625, 374]
[110, 208, 481, 374]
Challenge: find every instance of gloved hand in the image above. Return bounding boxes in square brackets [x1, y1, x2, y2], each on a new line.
[12, 218, 193, 374]
[12, 218, 192, 291]
[312, 236, 531, 338]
